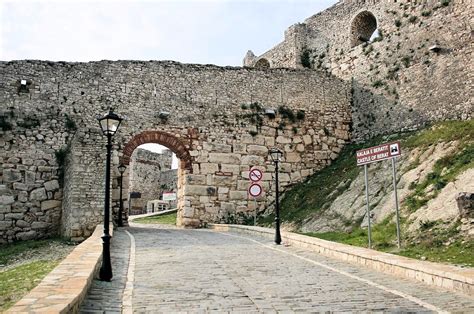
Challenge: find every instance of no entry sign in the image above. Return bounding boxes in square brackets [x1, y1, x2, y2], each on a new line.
[248, 183, 262, 198]
[356, 141, 401, 166]
[249, 168, 263, 182]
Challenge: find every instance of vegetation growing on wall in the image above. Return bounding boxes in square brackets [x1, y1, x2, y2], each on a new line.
[239, 102, 306, 136]
[0, 116, 13, 131]
[55, 146, 70, 186]
[300, 48, 312, 69]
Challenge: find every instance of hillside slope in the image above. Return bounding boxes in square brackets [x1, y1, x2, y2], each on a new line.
[274, 120, 474, 265]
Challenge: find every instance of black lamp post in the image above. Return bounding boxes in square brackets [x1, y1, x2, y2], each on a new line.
[97, 108, 122, 281]
[117, 163, 126, 227]
[269, 147, 283, 245]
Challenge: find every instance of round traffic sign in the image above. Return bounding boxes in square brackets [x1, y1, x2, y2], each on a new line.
[249, 168, 263, 182]
[248, 183, 263, 198]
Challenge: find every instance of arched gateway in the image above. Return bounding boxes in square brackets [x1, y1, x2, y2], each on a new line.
[118, 130, 192, 227]
[0, 60, 351, 242]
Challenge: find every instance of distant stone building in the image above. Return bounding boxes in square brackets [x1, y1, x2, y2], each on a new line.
[129, 148, 177, 214]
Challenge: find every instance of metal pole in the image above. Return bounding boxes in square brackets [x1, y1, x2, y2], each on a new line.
[392, 158, 401, 249]
[254, 198, 257, 226]
[364, 164, 372, 249]
[118, 172, 124, 227]
[274, 160, 282, 245]
[99, 134, 113, 281]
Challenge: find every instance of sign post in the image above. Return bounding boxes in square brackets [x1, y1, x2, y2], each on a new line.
[356, 141, 401, 249]
[249, 168, 264, 226]
[364, 164, 372, 249]
[392, 158, 401, 248]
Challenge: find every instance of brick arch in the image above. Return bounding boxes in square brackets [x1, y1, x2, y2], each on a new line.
[122, 130, 192, 170]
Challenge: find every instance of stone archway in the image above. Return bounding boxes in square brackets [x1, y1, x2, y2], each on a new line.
[350, 11, 377, 47]
[118, 130, 193, 226]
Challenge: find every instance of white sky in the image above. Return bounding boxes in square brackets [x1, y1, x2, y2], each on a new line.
[0, 0, 337, 66]
[139, 143, 178, 169]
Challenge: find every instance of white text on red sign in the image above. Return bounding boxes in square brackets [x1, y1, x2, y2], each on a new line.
[356, 141, 401, 166]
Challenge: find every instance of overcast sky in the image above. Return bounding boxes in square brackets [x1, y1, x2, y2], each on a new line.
[0, 0, 337, 66]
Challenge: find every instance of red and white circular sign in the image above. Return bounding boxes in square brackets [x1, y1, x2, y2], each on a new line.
[248, 183, 263, 198]
[249, 169, 263, 182]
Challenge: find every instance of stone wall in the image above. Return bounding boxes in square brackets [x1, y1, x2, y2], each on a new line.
[128, 148, 173, 213]
[244, 0, 473, 140]
[0, 60, 351, 241]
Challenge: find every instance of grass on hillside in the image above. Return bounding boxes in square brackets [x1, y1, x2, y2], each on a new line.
[268, 120, 474, 266]
[0, 261, 59, 311]
[304, 219, 474, 267]
[133, 212, 177, 225]
[0, 238, 74, 311]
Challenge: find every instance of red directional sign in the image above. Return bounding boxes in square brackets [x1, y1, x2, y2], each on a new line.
[249, 168, 263, 182]
[248, 183, 262, 198]
[356, 141, 401, 166]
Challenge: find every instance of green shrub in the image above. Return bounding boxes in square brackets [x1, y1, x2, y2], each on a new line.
[65, 115, 77, 131]
[395, 19, 402, 27]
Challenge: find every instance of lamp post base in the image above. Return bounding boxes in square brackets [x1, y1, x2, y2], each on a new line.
[275, 218, 282, 245]
[99, 234, 113, 281]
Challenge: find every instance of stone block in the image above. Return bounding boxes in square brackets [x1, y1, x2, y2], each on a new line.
[229, 191, 248, 200]
[186, 185, 216, 196]
[241, 155, 265, 165]
[286, 152, 302, 163]
[265, 137, 275, 147]
[3, 169, 21, 182]
[16, 230, 37, 241]
[186, 174, 206, 185]
[41, 200, 61, 210]
[221, 164, 239, 174]
[44, 180, 60, 191]
[31, 221, 49, 229]
[218, 187, 229, 194]
[276, 136, 291, 144]
[233, 144, 247, 154]
[247, 145, 268, 156]
[290, 171, 302, 181]
[208, 153, 241, 164]
[200, 163, 219, 174]
[13, 183, 29, 191]
[30, 188, 47, 201]
[182, 206, 195, 218]
[213, 175, 235, 185]
[5, 213, 24, 220]
[0, 221, 12, 230]
[16, 220, 30, 228]
[25, 171, 36, 184]
[221, 202, 236, 212]
[303, 135, 312, 145]
[0, 195, 14, 205]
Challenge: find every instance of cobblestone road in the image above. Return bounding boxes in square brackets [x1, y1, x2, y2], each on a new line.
[81, 224, 474, 313]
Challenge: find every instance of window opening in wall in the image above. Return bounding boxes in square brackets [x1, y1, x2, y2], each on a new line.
[254, 58, 270, 69]
[350, 11, 378, 47]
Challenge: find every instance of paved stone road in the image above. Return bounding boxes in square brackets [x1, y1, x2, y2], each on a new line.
[81, 224, 474, 313]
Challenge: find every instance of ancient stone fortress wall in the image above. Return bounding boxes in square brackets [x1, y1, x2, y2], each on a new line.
[128, 148, 173, 212]
[0, 60, 351, 241]
[245, 0, 473, 140]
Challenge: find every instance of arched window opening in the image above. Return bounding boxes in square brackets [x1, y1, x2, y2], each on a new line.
[350, 11, 377, 47]
[254, 58, 270, 69]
